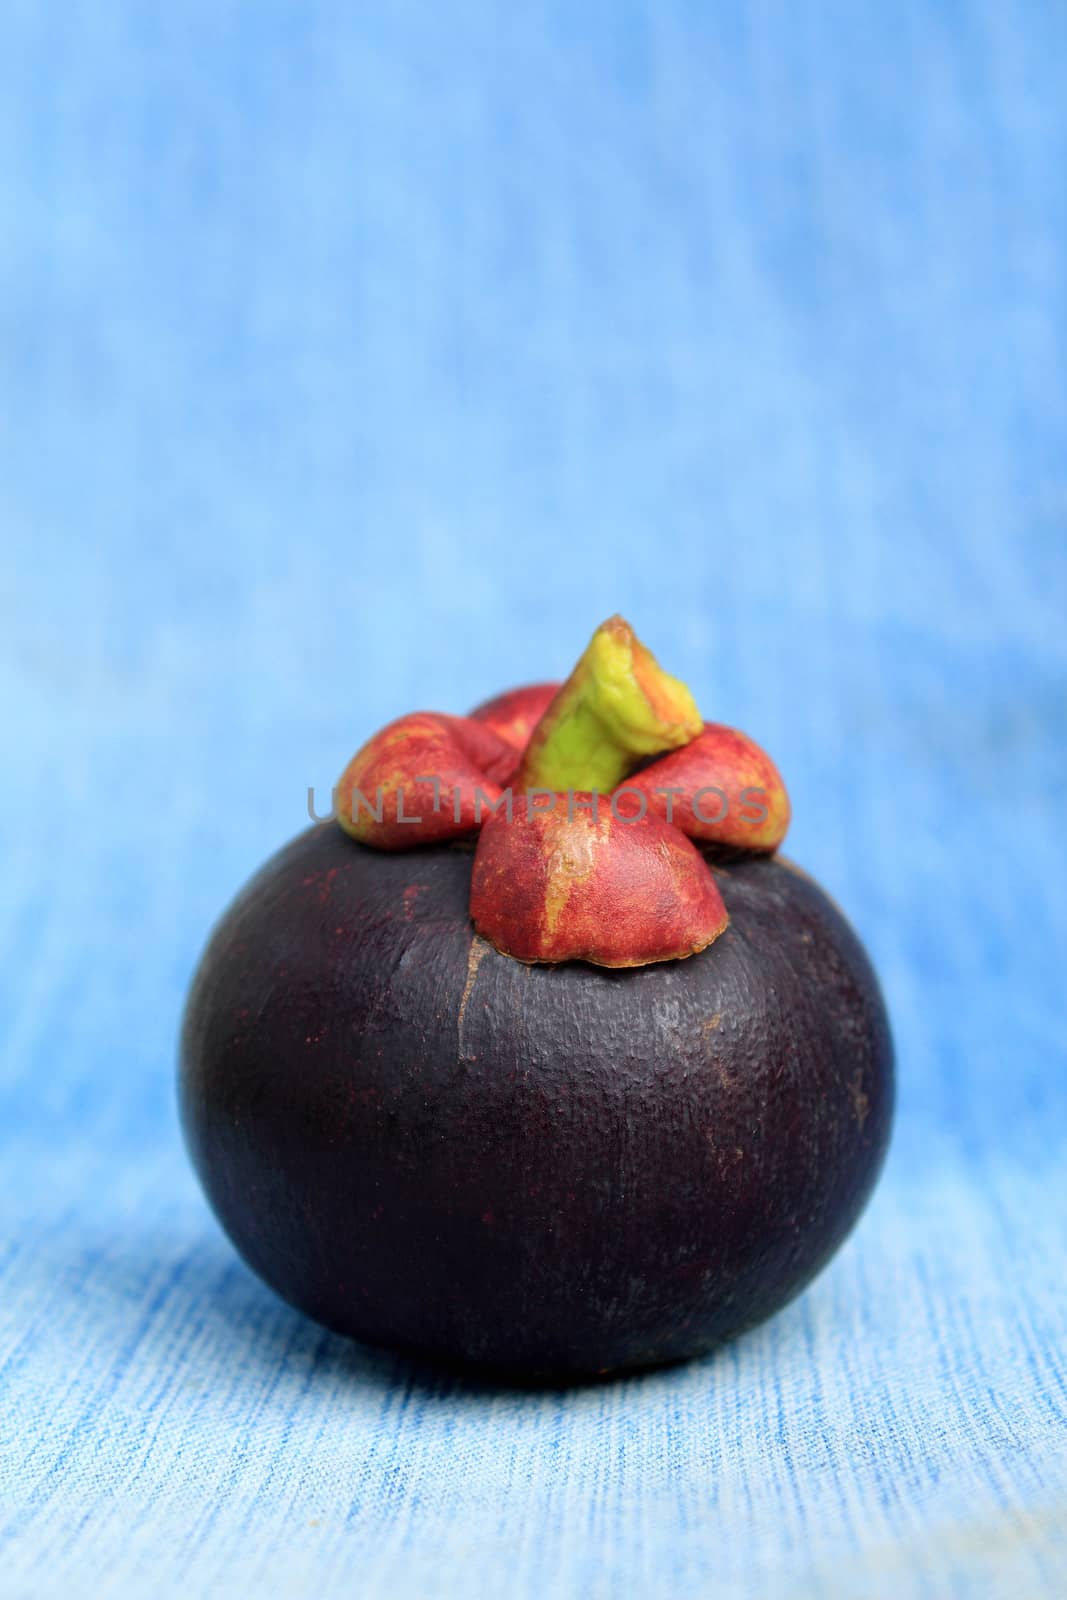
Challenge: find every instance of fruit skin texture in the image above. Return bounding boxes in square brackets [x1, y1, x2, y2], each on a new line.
[180, 824, 893, 1380]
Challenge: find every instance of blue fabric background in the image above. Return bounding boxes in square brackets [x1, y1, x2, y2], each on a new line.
[2, 3, 1065, 1595]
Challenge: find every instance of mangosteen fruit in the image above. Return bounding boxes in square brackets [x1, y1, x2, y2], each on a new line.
[180, 617, 893, 1379]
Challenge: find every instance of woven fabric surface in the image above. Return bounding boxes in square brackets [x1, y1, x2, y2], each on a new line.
[1, 3, 1065, 1596]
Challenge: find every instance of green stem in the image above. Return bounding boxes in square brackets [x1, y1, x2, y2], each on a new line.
[516, 616, 703, 792]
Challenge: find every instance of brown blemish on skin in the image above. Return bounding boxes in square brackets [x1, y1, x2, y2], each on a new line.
[302, 867, 339, 905]
[849, 1068, 870, 1131]
[402, 883, 427, 919]
[711, 1142, 746, 1180]
[543, 825, 598, 937]
[458, 935, 490, 1038]
[701, 1013, 723, 1036]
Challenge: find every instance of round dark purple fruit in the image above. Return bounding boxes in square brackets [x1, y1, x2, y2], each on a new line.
[180, 824, 892, 1380]
[180, 618, 893, 1379]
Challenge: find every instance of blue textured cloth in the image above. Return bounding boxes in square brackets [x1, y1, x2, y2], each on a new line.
[2, 3, 1065, 1595]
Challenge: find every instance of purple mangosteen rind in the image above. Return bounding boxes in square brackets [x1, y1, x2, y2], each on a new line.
[180, 825, 893, 1380]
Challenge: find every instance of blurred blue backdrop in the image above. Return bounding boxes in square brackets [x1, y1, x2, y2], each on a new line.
[2, 3, 1065, 1596]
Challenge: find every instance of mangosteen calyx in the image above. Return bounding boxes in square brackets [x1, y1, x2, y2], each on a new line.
[335, 615, 790, 968]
